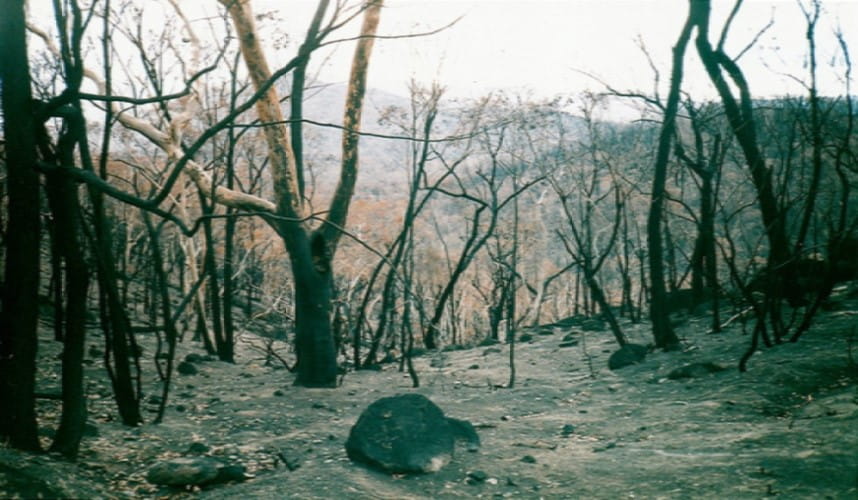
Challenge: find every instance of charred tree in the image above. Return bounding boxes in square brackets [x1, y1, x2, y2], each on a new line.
[646, 1, 694, 351]
[0, 0, 43, 451]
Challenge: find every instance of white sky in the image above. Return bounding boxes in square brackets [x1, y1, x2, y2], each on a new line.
[25, 0, 858, 105]
[256, 0, 858, 101]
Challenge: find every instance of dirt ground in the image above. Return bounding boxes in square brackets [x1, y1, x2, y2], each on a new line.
[1, 294, 857, 499]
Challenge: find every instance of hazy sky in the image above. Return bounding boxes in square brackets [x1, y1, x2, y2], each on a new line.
[25, 0, 858, 105]
[257, 0, 858, 102]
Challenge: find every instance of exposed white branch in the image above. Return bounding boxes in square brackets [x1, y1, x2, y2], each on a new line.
[27, 19, 276, 215]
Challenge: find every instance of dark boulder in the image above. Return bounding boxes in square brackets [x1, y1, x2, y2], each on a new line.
[608, 344, 648, 370]
[184, 353, 207, 363]
[345, 393, 479, 474]
[177, 361, 198, 375]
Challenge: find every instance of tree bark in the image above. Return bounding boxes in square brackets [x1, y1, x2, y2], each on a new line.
[221, 0, 383, 386]
[199, 193, 230, 361]
[44, 118, 91, 459]
[0, 0, 43, 451]
[691, 0, 790, 271]
[647, 1, 694, 351]
[292, 233, 338, 386]
[88, 162, 143, 427]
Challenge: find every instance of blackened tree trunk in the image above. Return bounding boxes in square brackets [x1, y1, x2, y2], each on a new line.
[220, 0, 383, 386]
[675, 103, 723, 330]
[199, 193, 230, 362]
[647, 1, 694, 351]
[141, 213, 181, 424]
[44, 118, 91, 459]
[88, 159, 142, 427]
[691, 0, 792, 300]
[362, 88, 440, 367]
[291, 233, 338, 386]
[425, 204, 492, 349]
[0, 0, 42, 451]
[221, 213, 237, 362]
[557, 233, 628, 347]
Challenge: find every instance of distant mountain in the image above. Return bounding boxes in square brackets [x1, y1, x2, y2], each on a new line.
[299, 83, 414, 201]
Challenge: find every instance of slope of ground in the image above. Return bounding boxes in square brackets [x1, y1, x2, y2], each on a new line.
[1, 295, 857, 499]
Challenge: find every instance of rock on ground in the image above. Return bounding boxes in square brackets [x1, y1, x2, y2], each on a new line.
[146, 457, 246, 487]
[608, 343, 648, 370]
[345, 393, 479, 474]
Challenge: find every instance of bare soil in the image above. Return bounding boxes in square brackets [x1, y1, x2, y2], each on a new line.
[2, 295, 857, 499]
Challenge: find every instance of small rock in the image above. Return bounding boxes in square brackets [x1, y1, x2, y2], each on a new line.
[274, 389, 286, 397]
[483, 347, 502, 356]
[430, 356, 447, 368]
[467, 470, 489, 483]
[608, 344, 647, 370]
[214, 464, 247, 483]
[277, 449, 302, 471]
[479, 337, 500, 346]
[186, 442, 210, 455]
[184, 353, 206, 363]
[146, 457, 220, 487]
[177, 361, 198, 376]
[521, 455, 537, 464]
[593, 441, 617, 453]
